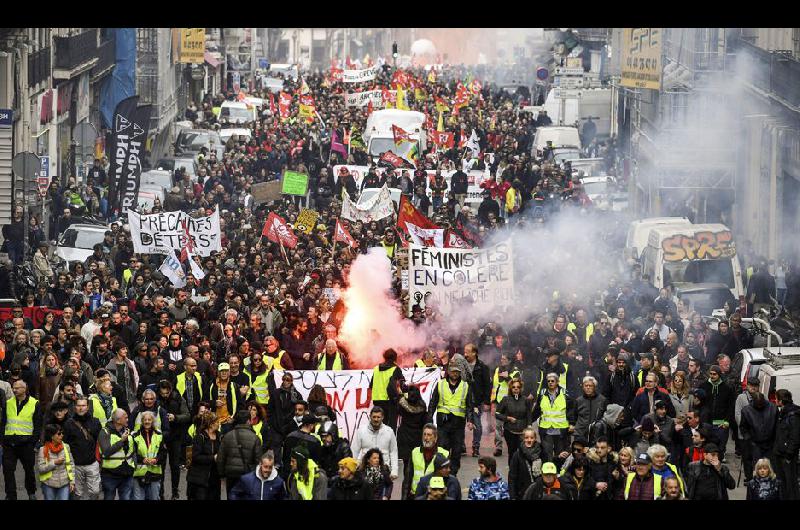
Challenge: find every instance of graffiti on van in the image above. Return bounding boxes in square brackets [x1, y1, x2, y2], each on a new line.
[662, 231, 736, 262]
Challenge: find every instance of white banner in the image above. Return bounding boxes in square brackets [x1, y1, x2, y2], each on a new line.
[408, 240, 515, 315]
[273, 368, 440, 441]
[341, 184, 395, 223]
[344, 90, 393, 108]
[333, 165, 488, 204]
[128, 207, 222, 256]
[342, 65, 381, 83]
[406, 222, 444, 248]
[159, 252, 186, 287]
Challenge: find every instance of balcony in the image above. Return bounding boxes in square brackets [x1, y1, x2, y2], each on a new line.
[53, 30, 98, 79]
[735, 39, 800, 113]
[90, 37, 116, 80]
[27, 47, 51, 87]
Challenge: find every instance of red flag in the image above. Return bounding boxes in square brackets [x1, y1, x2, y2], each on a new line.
[262, 212, 298, 249]
[397, 194, 439, 236]
[179, 219, 194, 262]
[392, 124, 410, 145]
[330, 68, 343, 82]
[334, 219, 356, 248]
[379, 151, 405, 168]
[431, 131, 455, 148]
[445, 229, 472, 248]
[269, 92, 276, 115]
[366, 99, 374, 115]
[278, 91, 292, 121]
[458, 131, 467, 149]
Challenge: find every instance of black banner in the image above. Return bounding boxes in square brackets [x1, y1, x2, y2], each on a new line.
[108, 96, 151, 217]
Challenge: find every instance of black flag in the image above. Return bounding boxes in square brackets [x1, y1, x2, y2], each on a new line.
[108, 96, 151, 217]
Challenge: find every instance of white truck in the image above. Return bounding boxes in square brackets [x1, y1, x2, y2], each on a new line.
[364, 109, 427, 162]
[624, 217, 692, 264]
[541, 87, 613, 139]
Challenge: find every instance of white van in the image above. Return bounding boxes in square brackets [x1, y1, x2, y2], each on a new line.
[641, 223, 746, 308]
[364, 109, 427, 159]
[744, 348, 800, 404]
[532, 126, 581, 157]
[625, 217, 692, 263]
[220, 101, 256, 125]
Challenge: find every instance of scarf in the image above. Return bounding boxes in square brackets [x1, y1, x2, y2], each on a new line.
[98, 391, 115, 419]
[364, 465, 382, 486]
[45, 366, 61, 377]
[43, 440, 64, 461]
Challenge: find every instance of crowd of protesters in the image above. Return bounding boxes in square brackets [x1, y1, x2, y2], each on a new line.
[0, 61, 798, 502]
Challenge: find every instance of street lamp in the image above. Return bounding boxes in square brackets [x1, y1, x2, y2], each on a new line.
[392, 41, 398, 68]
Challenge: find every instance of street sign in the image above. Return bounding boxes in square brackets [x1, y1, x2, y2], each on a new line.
[536, 67, 549, 81]
[0, 108, 12, 127]
[38, 155, 50, 197]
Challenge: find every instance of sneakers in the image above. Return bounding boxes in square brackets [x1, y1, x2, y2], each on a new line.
[471, 448, 480, 457]
[171, 491, 181, 500]
[493, 448, 502, 457]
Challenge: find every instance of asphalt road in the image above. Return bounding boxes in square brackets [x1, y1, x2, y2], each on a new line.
[1, 416, 747, 500]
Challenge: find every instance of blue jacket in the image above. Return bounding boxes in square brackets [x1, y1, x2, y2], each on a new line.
[229, 467, 286, 500]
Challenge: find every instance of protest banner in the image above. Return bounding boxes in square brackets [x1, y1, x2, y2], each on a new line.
[341, 65, 380, 83]
[128, 208, 222, 256]
[295, 208, 319, 234]
[262, 212, 298, 249]
[281, 170, 309, 196]
[273, 368, 440, 441]
[340, 184, 395, 223]
[343, 90, 394, 108]
[407, 240, 515, 315]
[0, 306, 63, 328]
[251, 180, 282, 205]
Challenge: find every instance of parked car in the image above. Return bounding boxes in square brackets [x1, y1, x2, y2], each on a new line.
[154, 156, 198, 182]
[174, 128, 225, 158]
[744, 347, 800, 403]
[55, 224, 109, 264]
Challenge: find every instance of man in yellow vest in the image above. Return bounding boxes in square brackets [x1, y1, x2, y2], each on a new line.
[405, 423, 449, 499]
[371, 348, 406, 433]
[531, 372, 576, 466]
[426, 364, 477, 477]
[414, 349, 437, 368]
[98, 408, 135, 500]
[490, 353, 517, 457]
[318, 339, 349, 370]
[380, 229, 398, 260]
[265, 336, 294, 370]
[175, 357, 205, 417]
[624, 452, 663, 500]
[2, 380, 42, 500]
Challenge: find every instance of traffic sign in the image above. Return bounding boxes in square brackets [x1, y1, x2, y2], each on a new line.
[0, 108, 12, 127]
[37, 155, 50, 197]
[536, 67, 549, 81]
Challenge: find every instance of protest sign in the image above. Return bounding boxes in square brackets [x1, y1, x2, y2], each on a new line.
[341, 65, 380, 83]
[128, 208, 221, 256]
[273, 368, 440, 441]
[340, 184, 395, 223]
[407, 240, 515, 315]
[281, 170, 309, 196]
[343, 90, 395, 108]
[295, 208, 319, 234]
[251, 180, 282, 205]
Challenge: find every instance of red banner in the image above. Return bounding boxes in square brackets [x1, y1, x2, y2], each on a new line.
[379, 151, 404, 168]
[431, 130, 454, 149]
[0, 306, 64, 329]
[334, 219, 357, 248]
[262, 212, 298, 248]
[397, 195, 439, 236]
[278, 91, 292, 121]
[392, 124, 410, 145]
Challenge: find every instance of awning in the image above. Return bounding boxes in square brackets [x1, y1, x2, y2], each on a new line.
[205, 51, 222, 68]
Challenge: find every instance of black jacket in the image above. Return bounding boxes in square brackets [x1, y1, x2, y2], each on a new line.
[522, 476, 568, 500]
[62, 412, 102, 465]
[217, 424, 262, 479]
[699, 379, 735, 423]
[774, 402, 800, 459]
[495, 394, 533, 434]
[560, 473, 597, 500]
[469, 359, 492, 406]
[508, 443, 543, 500]
[280, 429, 322, 479]
[318, 438, 353, 479]
[328, 475, 373, 500]
[574, 392, 608, 442]
[267, 385, 302, 437]
[396, 396, 427, 458]
[186, 431, 220, 487]
[684, 460, 735, 500]
[450, 170, 469, 194]
[740, 400, 778, 448]
[159, 390, 192, 442]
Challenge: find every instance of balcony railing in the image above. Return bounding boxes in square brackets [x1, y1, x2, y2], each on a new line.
[91, 37, 116, 77]
[27, 47, 51, 86]
[54, 30, 98, 71]
[735, 39, 800, 110]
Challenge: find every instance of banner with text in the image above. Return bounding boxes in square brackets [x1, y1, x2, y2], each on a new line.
[340, 184, 395, 223]
[108, 96, 151, 217]
[273, 368, 440, 441]
[408, 240, 514, 315]
[342, 65, 380, 83]
[343, 90, 395, 108]
[128, 207, 222, 256]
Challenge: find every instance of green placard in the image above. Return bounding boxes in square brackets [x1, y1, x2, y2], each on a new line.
[281, 171, 309, 196]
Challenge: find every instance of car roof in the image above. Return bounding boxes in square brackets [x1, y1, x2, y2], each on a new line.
[64, 224, 108, 232]
[676, 283, 732, 293]
[580, 176, 613, 184]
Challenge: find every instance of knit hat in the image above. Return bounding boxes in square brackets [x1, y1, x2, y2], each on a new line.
[338, 457, 358, 474]
[709, 365, 722, 375]
[541, 462, 558, 475]
[292, 445, 310, 466]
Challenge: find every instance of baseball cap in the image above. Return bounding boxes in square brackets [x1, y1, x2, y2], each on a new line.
[635, 453, 651, 465]
[217, 362, 230, 371]
[704, 442, 720, 454]
[429, 476, 446, 489]
[433, 454, 451, 471]
[541, 462, 558, 475]
[301, 414, 320, 425]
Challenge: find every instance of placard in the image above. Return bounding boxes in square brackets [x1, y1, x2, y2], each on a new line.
[281, 170, 309, 196]
[128, 207, 222, 256]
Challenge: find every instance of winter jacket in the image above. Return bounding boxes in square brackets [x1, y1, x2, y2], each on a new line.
[328, 475, 372, 500]
[62, 412, 102, 465]
[522, 476, 568, 500]
[468, 473, 511, 500]
[495, 394, 533, 434]
[350, 422, 399, 476]
[774, 402, 800, 459]
[318, 438, 353, 479]
[574, 392, 608, 442]
[560, 473, 597, 500]
[216, 424, 262, 479]
[631, 388, 676, 422]
[159, 390, 191, 442]
[267, 384, 303, 437]
[508, 443, 543, 499]
[684, 460, 735, 500]
[186, 431, 220, 487]
[699, 379, 735, 423]
[229, 465, 286, 500]
[586, 447, 621, 498]
[606, 365, 638, 408]
[396, 396, 427, 459]
[469, 359, 492, 406]
[644, 411, 677, 450]
[36, 443, 75, 488]
[740, 400, 778, 449]
[746, 476, 784, 500]
[288, 466, 328, 500]
[414, 473, 462, 500]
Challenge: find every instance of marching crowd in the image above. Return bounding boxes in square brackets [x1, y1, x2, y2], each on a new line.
[1, 62, 799, 502]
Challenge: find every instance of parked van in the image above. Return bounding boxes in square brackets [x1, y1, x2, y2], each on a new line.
[532, 126, 581, 157]
[220, 101, 256, 125]
[641, 223, 746, 310]
[364, 109, 427, 160]
[744, 348, 800, 405]
[624, 217, 691, 264]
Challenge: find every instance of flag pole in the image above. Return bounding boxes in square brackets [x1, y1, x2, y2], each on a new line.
[279, 238, 290, 265]
[332, 218, 338, 256]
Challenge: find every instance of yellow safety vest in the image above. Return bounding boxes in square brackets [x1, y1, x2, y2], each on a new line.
[410, 446, 449, 491]
[567, 322, 594, 343]
[538, 391, 569, 429]
[491, 368, 510, 403]
[252, 421, 264, 445]
[294, 459, 319, 500]
[536, 363, 569, 394]
[132, 430, 163, 477]
[265, 350, 287, 372]
[133, 407, 163, 432]
[624, 472, 663, 500]
[414, 359, 427, 368]
[380, 240, 396, 259]
[188, 424, 196, 438]
[4, 397, 38, 436]
[39, 442, 74, 483]
[655, 463, 685, 495]
[89, 394, 117, 426]
[176, 372, 204, 400]
[101, 428, 135, 470]
[245, 368, 270, 404]
[212, 382, 239, 415]
[371, 365, 397, 402]
[318, 352, 343, 371]
[436, 379, 468, 418]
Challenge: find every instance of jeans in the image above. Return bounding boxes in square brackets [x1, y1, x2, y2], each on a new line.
[539, 430, 569, 464]
[712, 425, 730, 458]
[132, 478, 162, 500]
[472, 409, 485, 451]
[101, 473, 133, 500]
[74, 462, 101, 500]
[41, 484, 70, 500]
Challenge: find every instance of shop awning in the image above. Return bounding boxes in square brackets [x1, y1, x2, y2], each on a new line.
[205, 51, 222, 68]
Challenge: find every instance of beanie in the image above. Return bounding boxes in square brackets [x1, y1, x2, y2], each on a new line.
[338, 457, 358, 474]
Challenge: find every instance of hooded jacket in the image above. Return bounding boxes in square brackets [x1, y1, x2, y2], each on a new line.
[396, 394, 427, 458]
[229, 465, 286, 500]
[739, 399, 778, 447]
[605, 357, 638, 408]
[574, 391, 608, 442]
[774, 402, 800, 458]
[328, 474, 373, 500]
[216, 424, 262, 479]
[508, 442, 543, 499]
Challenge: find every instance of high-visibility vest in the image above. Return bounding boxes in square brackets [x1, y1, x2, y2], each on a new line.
[538, 391, 569, 429]
[318, 352, 343, 371]
[536, 363, 569, 394]
[371, 365, 397, 402]
[101, 428, 135, 470]
[133, 407, 163, 432]
[410, 446, 449, 492]
[654, 463, 685, 495]
[436, 379, 468, 418]
[89, 394, 117, 426]
[4, 397, 38, 436]
[567, 322, 594, 343]
[414, 359, 427, 368]
[294, 459, 319, 500]
[265, 350, 287, 372]
[132, 430, 163, 477]
[491, 368, 510, 403]
[380, 240, 396, 259]
[39, 442, 74, 483]
[245, 368, 270, 404]
[252, 421, 264, 445]
[212, 382, 239, 415]
[188, 424, 196, 438]
[624, 472, 662, 500]
[176, 371, 204, 400]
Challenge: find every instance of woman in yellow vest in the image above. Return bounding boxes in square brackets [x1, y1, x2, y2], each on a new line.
[288, 445, 328, 500]
[244, 352, 271, 406]
[36, 424, 75, 500]
[246, 401, 270, 452]
[131, 411, 166, 500]
[89, 379, 117, 426]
